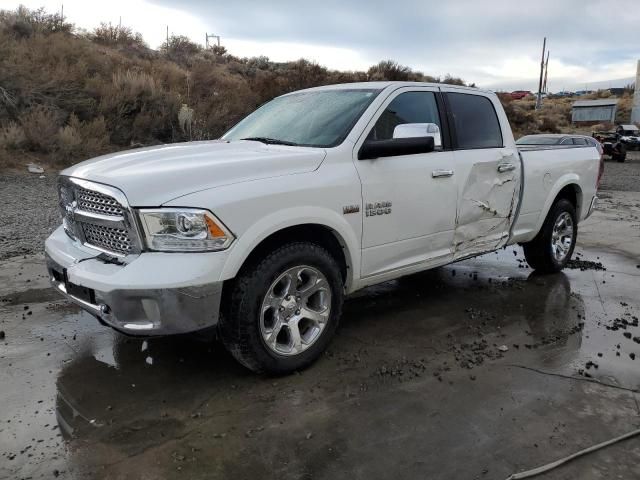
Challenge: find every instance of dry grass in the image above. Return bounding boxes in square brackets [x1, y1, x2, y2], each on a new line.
[0, 6, 635, 170]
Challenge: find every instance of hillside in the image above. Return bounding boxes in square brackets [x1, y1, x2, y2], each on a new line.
[0, 6, 634, 170]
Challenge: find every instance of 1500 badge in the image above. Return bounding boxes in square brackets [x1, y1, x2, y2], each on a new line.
[365, 201, 392, 217]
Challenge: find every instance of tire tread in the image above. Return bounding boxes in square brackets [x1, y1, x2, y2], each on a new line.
[218, 242, 343, 374]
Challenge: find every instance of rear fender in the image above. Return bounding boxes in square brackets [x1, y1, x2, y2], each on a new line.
[533, 175, 582, 235]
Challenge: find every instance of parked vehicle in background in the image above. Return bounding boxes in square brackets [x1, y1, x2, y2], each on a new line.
[615, 124, 640, 151]
[517, 134, 600, 150]
[551, 91, 574, 98]
[593, 127, 631, 162]
[510, 90, 533, 100]
[45, 82, 601, 374]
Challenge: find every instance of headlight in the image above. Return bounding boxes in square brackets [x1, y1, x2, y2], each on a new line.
[138, 208, 234, 252]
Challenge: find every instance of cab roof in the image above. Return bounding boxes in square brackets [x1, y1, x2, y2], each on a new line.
[289, 81, 490, 95]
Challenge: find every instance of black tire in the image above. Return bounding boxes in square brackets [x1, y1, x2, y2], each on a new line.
[613, 144, 627, 162]
[219, 242, 344, 374]
[522, 198, 577, 273]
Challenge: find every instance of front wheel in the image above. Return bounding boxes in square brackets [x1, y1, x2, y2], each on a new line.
[219, 242, 344, 374]
[522, 199, 577, 273]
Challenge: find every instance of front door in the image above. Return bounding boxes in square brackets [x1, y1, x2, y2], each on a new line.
[354, 88, 458, 278]
[443, 90, 521, 259]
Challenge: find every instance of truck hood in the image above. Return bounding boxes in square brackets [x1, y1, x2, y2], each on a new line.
[62, 140, 326, 206]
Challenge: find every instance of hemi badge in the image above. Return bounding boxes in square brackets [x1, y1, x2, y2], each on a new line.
[343, 205, 360, 214]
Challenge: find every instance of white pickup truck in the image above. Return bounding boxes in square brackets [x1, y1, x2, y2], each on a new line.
[45, 82, 601, 373]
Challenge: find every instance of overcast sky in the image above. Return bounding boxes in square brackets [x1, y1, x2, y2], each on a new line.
[6, 0, 639, 91]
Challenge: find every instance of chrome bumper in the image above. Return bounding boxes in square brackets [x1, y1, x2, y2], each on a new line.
[46, 254, 223, 336]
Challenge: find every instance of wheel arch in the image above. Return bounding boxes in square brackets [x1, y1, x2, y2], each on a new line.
[533, 177, 583, 236]
[220, 209, 360, 293]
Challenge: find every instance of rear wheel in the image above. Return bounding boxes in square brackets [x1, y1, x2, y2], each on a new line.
[522, 199, 577, 273]
[219, 242, 344, 374]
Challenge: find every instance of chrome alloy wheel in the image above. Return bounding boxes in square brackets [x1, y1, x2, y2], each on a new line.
[260, 265, 332, 356]
[551, 212, 574, 262]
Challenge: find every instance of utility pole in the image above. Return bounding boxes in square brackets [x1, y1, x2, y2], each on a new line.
[166, 25, 169, 51]
[205, 33, 220, 49]
[542, 50, 549, 94]
[536, 37, 546, 110]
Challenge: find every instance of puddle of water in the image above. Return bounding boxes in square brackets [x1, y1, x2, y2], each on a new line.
[2, 246, 640, 478]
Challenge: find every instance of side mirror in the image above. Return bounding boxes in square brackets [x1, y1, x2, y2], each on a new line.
[393, 123, 442, 149]
[358, 136, 435, 160]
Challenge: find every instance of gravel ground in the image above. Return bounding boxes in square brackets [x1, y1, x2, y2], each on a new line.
[0, 149, 639, 260]
[599, 150, 640, 192]
[0, 173, 59, 260]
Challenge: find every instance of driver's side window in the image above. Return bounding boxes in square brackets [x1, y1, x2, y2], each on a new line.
[367, 92, 442, 141]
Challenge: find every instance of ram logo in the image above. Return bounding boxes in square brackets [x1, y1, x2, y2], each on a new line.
[365, 201, 392, 217]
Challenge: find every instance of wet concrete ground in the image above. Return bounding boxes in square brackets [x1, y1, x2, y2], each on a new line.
[2, 192, 640, 480]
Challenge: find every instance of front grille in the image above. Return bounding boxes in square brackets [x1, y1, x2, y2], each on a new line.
[75, 186, 124, 216]
[81, 223, 133, 255]
[58, 177, 139, 256]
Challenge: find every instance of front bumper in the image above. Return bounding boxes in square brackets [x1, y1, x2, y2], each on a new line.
[45, 226, 225, 336]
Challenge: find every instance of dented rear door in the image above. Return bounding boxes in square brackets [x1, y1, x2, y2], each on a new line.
[443, 91, 521, 259]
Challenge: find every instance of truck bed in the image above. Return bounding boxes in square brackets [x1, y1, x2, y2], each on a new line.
[510, 144, 600, 243]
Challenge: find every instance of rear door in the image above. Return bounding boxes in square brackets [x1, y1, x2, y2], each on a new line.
[443, 90, 521, 259]
[353, 87, 458, 278]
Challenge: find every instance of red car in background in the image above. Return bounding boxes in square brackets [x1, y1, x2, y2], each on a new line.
[510, 90, 533, 100]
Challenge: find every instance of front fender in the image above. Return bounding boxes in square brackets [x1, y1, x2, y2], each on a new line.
[218, 206, 361, 292]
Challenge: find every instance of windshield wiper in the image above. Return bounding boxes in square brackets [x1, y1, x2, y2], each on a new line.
[240, 137, 299, 146]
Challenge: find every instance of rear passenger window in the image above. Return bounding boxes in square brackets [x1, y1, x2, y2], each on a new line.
[572, 138, 587, 145]
[367, 91, 441, 141]
[447, 93, 503, 149]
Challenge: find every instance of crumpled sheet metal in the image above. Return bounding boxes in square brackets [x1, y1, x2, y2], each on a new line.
[453, 162, 520, 256]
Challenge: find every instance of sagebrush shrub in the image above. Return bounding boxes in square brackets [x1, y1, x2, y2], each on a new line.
[19, 106, 61, 153]
[0, 122, 26, 150]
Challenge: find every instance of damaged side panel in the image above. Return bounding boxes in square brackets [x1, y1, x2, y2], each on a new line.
[453, 159, 521, 259]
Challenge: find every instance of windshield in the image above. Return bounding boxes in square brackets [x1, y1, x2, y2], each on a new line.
[516, 135, 561, 145]
[622, 130, 640, 136]
[222, 89, 380, 147]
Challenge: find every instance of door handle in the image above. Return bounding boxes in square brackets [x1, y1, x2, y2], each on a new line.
[497, 163, 516, 173]
[432, 169, 454, 178]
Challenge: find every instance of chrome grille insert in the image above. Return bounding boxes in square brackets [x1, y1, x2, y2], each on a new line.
[75, 187, 124, 216]
[57, 177, 141, 256]
[82, 224, 133, 254]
